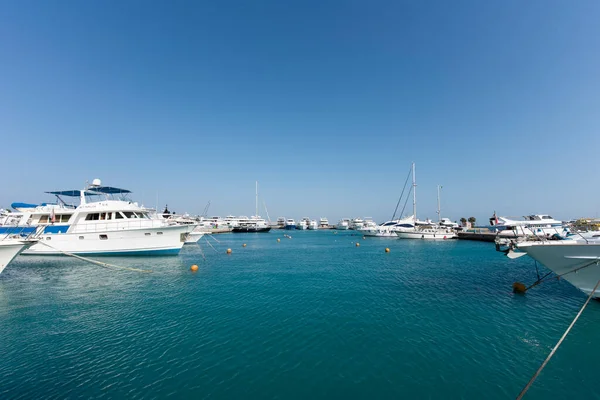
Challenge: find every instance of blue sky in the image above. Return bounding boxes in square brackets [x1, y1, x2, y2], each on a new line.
[2, 0, 600, 223]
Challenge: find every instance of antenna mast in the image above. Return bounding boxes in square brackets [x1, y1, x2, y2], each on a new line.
[255, 181, 258, 218]
[412, 162, 417, 223]
[437, 185, 441, 222]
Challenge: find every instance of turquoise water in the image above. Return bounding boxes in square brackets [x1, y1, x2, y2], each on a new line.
[1, 230, 598, 399]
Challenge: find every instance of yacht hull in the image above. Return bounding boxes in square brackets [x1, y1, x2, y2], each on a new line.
[22, 225, 190, 256]
[0, 239, 36, 274]
[516, 241, 600, 297]
[396, 230, 457, 240]
[232, 227, 271, 233]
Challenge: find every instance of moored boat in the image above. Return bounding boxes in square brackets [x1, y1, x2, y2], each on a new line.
[0, 236, 37, 274]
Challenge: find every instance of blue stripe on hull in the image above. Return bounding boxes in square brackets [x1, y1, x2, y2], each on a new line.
[0, 227, 36, 235]
[22, 248, 181, 257]
[284, 226, 296, 230]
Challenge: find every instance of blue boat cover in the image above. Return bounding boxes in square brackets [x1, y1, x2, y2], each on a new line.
[11, 202, 38, 209]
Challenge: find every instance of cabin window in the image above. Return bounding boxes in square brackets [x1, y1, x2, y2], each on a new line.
[85, 213, 100, 221]
[99, 234, 108, 240]
[157, 232, 163, 235]
[45, 237, 51, 240]
[123, 212, 135, 219]
[57, 215, 71, 223]
[79, 236, 84, 240]
[145, 232, 151, 236]
[99, 213, 106, 220]
[115, 212, 124, 219]
[39, 215, 49, 223]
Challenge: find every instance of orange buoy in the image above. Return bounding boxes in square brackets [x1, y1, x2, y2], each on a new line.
[513, 282, 527, 293]
[190, 264, 199, 272]
[243, 243, 247, 247]
[226, 248, 232, 254]
[385, 248, 390, 253]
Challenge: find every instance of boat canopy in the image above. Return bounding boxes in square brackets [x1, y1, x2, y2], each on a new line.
[45, 186, 131, 197]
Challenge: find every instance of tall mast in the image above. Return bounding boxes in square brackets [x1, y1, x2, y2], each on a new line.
[255, 181, 258, 218]
[437, 185, 441, 222]
[412, 162, 416, 223]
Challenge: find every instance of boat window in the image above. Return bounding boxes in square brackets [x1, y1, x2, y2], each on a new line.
[543, 216, 552, 219]
[58, 215, 71, 223]
[115, 212, 124, 219]
[157, 232, 163, 235]
[99, 212, 107, 220]
[45, 237, 51, 240]
[85, 213, 100, 221]
[39, 215, 49, 223]
[79, 236, 84, 240]
[99, 234, 108, 240]
[123, 212, 135, 218]
[145, 232, 151, 236]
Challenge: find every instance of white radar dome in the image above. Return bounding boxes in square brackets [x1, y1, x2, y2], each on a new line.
[92, 178, 102, 186]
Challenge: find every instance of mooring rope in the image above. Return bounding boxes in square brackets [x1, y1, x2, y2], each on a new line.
[38, 241, 152, 273]
[203, 236, 219, 253]
[516, 275, 600, 399]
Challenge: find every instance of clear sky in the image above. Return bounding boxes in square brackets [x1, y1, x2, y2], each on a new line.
[2, 0, 600, 223]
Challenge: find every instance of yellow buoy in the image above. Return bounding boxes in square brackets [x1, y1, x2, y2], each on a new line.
[277, 238, 281, 242]
[226, 248, 232, 254]
[243, 243, 247, 247]
[513, 282, 527, 294]
[190, 264, 199, 272]
[385, 248, 390, 253]
[356, 242, 360, 247]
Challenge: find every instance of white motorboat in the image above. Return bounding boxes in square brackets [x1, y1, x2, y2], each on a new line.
[319, 217, 329, 229]
[284, 218, 297, 230]
[296, 218, 309, 230]
[157, 210, 206, 244]
[512, 237, 600, 297]
[336, 218, 350, 230]
[307, 220, 318, 230]
[358, 215, 415, 237]
[0, 236, 37, 274]
[6, 179, 193, 256]
[491, 213, 567, 238]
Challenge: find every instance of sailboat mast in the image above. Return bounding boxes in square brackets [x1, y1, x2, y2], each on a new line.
[412, 162, 416, 223]
[255, 181, 258, 218]
[437, 185, 441, 222]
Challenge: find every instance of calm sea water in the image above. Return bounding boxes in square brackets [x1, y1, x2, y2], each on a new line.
[1, 230, 599, 399]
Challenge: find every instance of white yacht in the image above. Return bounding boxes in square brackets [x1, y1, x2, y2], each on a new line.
[158, 208, 206, 244]
[491, 214, 567, 238]
[395, 164, 457, 240]
[349, 218, 364, 230]
[296, 218, 309, 230]
[319, 218, 329, 229]
[0, 236, 37, 274]
[284, 218, 297, 230]
[308, 220, 318, 230]
[336, 218, 350, 230]
[231, 215, 271, 233]
[4, 179, 193, 256]
[358, 215, 415, 237]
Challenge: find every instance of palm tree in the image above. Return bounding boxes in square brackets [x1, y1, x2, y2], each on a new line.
[460, 217, 467, 226]
[468, 217, 476, 227]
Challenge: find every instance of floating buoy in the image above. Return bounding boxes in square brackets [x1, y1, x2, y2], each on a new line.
[243, 243, 247, 247]
[443, 236, 447, 240]
[362, 236, 366, 240]
[277, 238, 281, 242]
[226, 248, 232, 254]
[190, 264, 199, 272]
[513, 282, 527, 294]
[385, 248, 390, 253]
[356, 242, 360, 247]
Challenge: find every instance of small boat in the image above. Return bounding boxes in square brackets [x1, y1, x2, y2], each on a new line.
[307, 220, 318, 230]
[0, 236, 37, 274]
[358, 216, 415, 237]
[319, 218, 329, 229]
